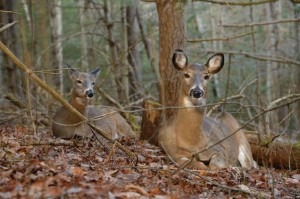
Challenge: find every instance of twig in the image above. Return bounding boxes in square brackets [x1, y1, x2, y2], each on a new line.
[141, 0, 276, 5]
[0, 21, 18, 33]
[200, 50, 300, 66]
[97, 88, 123, 109]
[5, 93, 27, 109]
[0, 41, 137, 161]
[206, 94, 245, 116]
[224, 18, 300, 28]
[188, 31, 255, 43]
[190, 0, 276, 6]
[184, 169, 271, 198]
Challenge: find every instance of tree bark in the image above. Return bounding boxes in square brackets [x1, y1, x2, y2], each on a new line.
[79, 0, 88, 68]
[103, 0, 127, 103]
[127, 0, 143, 100]
[0, 0, 22, 96]
[140, 99, 161, 146]
[49, 0, 64, 94]
[156, 0, 187, 120]
[294, 4, 300, 125]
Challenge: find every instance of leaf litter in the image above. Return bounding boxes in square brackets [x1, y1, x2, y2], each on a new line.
[0, 124, 299, 199]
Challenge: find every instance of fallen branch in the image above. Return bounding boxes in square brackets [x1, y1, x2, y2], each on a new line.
[0, 41, 137, 161]
[20, 140, 75, 147]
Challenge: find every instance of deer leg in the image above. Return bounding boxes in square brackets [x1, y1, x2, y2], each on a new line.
[208, 153, 229, 170]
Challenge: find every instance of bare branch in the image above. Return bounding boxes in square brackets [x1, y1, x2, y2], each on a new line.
[223, 18, 300, 28]
[190, 0, 277, 6]
[188, 31, 255, 43]
[201, 50, 300, 66]
[0, 21, 18, 33]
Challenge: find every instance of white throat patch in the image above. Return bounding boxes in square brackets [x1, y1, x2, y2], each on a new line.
[183, 97, 194, 107]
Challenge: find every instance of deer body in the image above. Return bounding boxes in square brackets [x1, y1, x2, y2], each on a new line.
[158, 50, 256, 170]
[52, 67, 135, 139]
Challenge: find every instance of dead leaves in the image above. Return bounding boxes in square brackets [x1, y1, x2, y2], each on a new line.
[0, 124, 300, 198]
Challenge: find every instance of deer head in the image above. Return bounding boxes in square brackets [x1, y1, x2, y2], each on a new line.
[67, 64, 101, 105]
[172, 49, 224, 108]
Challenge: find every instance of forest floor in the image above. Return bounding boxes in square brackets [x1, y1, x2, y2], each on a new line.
[0, 124, 299, 199]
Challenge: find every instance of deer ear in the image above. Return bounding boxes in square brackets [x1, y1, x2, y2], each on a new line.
[90, 68, 101, 79]
[67, 64, 79, 78]
[172, 49, 188, 71]
[206, 53, 224, 74]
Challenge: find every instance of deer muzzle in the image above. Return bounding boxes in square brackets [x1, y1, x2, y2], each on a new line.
[85, 89, 95, 99]
[190, 86, 204, 99]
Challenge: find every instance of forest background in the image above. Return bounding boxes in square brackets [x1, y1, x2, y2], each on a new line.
[0, 0, 300, 198]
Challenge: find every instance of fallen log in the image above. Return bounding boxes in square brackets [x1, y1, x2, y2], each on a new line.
[247, 134, 300, 170]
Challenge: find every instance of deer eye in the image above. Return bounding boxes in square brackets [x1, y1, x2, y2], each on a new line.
[77, 80, 83, 84]
[184, 73, 190, 78]
[91, 82, 95, 86]
[204, 74, 210, 80]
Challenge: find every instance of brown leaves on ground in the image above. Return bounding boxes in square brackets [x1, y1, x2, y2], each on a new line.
[0, 124, 299, 199]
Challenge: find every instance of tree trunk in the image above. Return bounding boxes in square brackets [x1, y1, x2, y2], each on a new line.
[126, 0, 143, 100]
[103, 0, 127, 103]
[265, 2, 280, 135]
[294, 4, 300, 126]
[140, 99, 161, 146]
[140, 0, 186, 141]
[0, 0, 22, 96]
[79, 0, 88, 68]
[209, 6, 221, 99]
[121, 3, 129, 104]
[49, 0, 63, 94]
[156, 0, 187, 121]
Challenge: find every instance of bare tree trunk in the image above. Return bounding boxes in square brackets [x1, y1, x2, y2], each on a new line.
[126, 0, 143, 100]
[156, 0, 187, 120]
[136, 4, 157, 85]
[265, 2, 280, 135]
[140, 0, 186, 141]
[79, 0, 88, 68]
[209, 6, 221, 99]
[103, 0, 126, 103]
[294, 4, 300, 126]
[121, 3, 129, 104]
[49, 0, 63, 94]
[0, 0, 22, 96]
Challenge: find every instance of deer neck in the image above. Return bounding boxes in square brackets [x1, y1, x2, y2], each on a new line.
[175, 96, 206, 139]
[66, 93, 89, 123]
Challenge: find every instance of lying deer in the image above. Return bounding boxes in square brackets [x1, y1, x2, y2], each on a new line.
[158, 50, 256, 170]
[52, 66, 136, 139]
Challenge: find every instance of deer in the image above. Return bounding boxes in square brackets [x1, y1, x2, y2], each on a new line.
[52, 66, 136, 140]
[158, 50, 257, 170]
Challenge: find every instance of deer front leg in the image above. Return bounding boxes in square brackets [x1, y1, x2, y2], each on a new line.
[208, 153, 229, 170]
[172, 152, 208, 170]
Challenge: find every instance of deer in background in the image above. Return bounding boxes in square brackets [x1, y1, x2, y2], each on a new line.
[158, 50, 257, 170]
[52, 66, 136, 139]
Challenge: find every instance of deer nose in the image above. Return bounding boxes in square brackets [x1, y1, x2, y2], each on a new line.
[190, 87, 204, 99]
[86, 89, 94, 98]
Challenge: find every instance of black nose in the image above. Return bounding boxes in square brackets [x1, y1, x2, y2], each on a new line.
[86, 89, 94, 98]
[190, 88, 204, 98]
